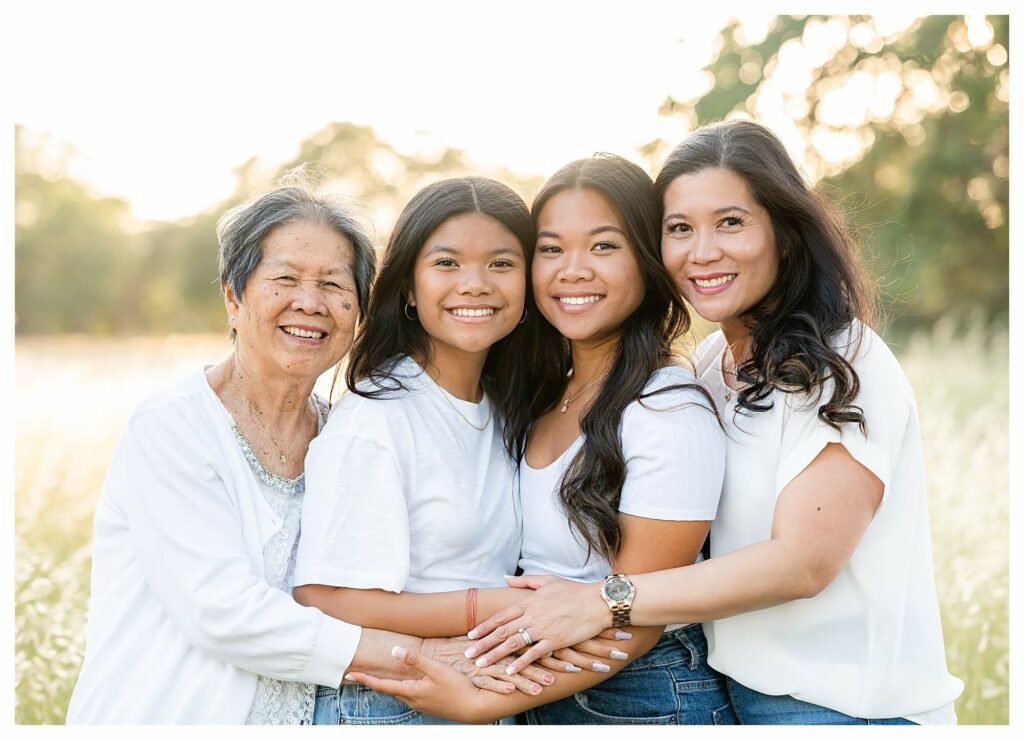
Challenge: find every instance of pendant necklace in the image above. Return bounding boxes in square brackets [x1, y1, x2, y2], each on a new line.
[560, 371, 607, 413]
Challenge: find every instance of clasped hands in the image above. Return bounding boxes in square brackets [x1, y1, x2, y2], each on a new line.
[345, 575, 620, 722]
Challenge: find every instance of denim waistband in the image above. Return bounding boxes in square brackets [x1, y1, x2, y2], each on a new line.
[622, 623, 708, 671]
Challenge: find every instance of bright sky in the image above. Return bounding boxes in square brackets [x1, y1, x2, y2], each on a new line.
[9, 0, 739, 222]
[7, 2, 1005, 226]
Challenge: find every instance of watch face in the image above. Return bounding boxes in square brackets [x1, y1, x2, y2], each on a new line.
[606, 578, 632, 600]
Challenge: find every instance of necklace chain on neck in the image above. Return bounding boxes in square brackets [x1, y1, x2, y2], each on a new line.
[235, 382, 313, 466]
[436, 385, 491, 431]
[560, 370, 607, 414]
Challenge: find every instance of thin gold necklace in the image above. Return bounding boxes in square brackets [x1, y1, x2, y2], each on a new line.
[560, 371, 607, 413]
[436, 385, 492, 431]
[237, 386, 313, 465]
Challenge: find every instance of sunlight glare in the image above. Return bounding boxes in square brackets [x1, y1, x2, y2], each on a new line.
[965, 16, 995, 48]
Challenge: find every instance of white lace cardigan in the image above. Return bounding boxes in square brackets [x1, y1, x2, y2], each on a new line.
[67, 369, 361, 724]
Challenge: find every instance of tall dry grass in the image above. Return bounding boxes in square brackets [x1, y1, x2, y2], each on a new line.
[13, 324, 1008, 723]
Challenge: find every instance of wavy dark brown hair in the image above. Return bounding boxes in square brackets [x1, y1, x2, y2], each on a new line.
[513, 155, 716, 563]
[345, 177, 540, 456]
[654, 120, 876, 432]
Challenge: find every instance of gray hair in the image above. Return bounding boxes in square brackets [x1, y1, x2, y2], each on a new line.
[216, 183, 378, 328]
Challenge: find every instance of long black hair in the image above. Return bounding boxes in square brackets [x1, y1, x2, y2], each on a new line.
[345, 177, 540, 456]
[654, 120, 876, 432]
[514, 154, 715, 563]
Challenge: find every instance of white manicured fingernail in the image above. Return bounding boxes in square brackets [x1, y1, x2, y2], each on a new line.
[464, 647, 475, 657]
[594, 662, 611, 672]
[505, 666, 515, 675]
[391, 646, 408, 660]
[615, 630, 632, 639]
[467, 629, 478, 639]
[475, 657, 486, 667]
[611, 650, 629, 660]
[344, 673, 356, 681]
[565, 665, 582, 673]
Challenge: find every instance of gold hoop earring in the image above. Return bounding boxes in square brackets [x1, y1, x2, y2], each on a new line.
[404, 303, 417, 321]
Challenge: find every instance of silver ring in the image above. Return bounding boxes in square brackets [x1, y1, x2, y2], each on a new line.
[518, 628, 533, 646]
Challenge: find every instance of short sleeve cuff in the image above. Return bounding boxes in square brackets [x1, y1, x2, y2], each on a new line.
[618, 503, 718, 521]
[776, 433, 891, 503]
[293, 568, 407, 594]
[298, 615, 363, 688]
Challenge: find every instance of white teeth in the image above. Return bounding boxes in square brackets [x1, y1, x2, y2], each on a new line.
[283, 326, 324, 339]
[450, 307, 495, 317]
[694, 275, 736, 288]
[558, 295, 602, 305]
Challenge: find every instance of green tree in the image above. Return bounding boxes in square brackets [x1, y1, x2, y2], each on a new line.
[15, 127, 137, 334]
[656, 15, 1009, 331]
[274, 121, 545, 242]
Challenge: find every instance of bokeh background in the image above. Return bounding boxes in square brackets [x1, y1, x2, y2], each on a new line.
[13, 10, 1009, 724]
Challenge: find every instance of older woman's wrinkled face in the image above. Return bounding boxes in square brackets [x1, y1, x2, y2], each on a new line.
[226, 220, 358, 380]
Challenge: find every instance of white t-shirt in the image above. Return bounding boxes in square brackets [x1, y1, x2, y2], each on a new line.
[518, 365, 725, 586]
[295, 356, 520, 594]
[697, 323, 963, 724]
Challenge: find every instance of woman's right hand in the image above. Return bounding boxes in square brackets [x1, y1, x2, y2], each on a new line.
[464, 575, 614, 674]
[423, 636, 553, 697]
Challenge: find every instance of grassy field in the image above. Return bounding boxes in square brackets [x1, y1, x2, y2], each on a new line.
[13, 324, 1009, 724]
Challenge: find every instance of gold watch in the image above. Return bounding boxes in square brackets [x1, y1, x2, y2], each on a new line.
[601, 573, 635, 627]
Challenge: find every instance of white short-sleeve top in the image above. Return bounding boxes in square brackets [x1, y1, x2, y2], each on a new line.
[697, 323, 963, 724]
[294, 356, 520, 594]
[518, 365, 725, 583]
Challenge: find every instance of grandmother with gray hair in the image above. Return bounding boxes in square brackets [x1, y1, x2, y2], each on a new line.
[68, 182, 491, 724]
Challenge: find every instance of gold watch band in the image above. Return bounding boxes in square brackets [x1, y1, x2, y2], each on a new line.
[610, 601, 631, 627]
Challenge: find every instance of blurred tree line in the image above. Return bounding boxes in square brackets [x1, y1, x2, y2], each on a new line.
[15, 15, 1007, 335]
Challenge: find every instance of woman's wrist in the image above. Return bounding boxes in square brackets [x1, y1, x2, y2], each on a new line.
[590, 581, 615, 631]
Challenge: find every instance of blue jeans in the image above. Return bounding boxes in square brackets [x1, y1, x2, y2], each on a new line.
[725, 678, 918, 725]
[313, 684, 514, 725]
[523, 623, 735, 725]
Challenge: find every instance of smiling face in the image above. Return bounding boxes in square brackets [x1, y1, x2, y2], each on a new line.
[532, 188, 646, 348]
[660, 167, 779, 342]
[227, 219, 358, 381]
[408, 212, 526, 362]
